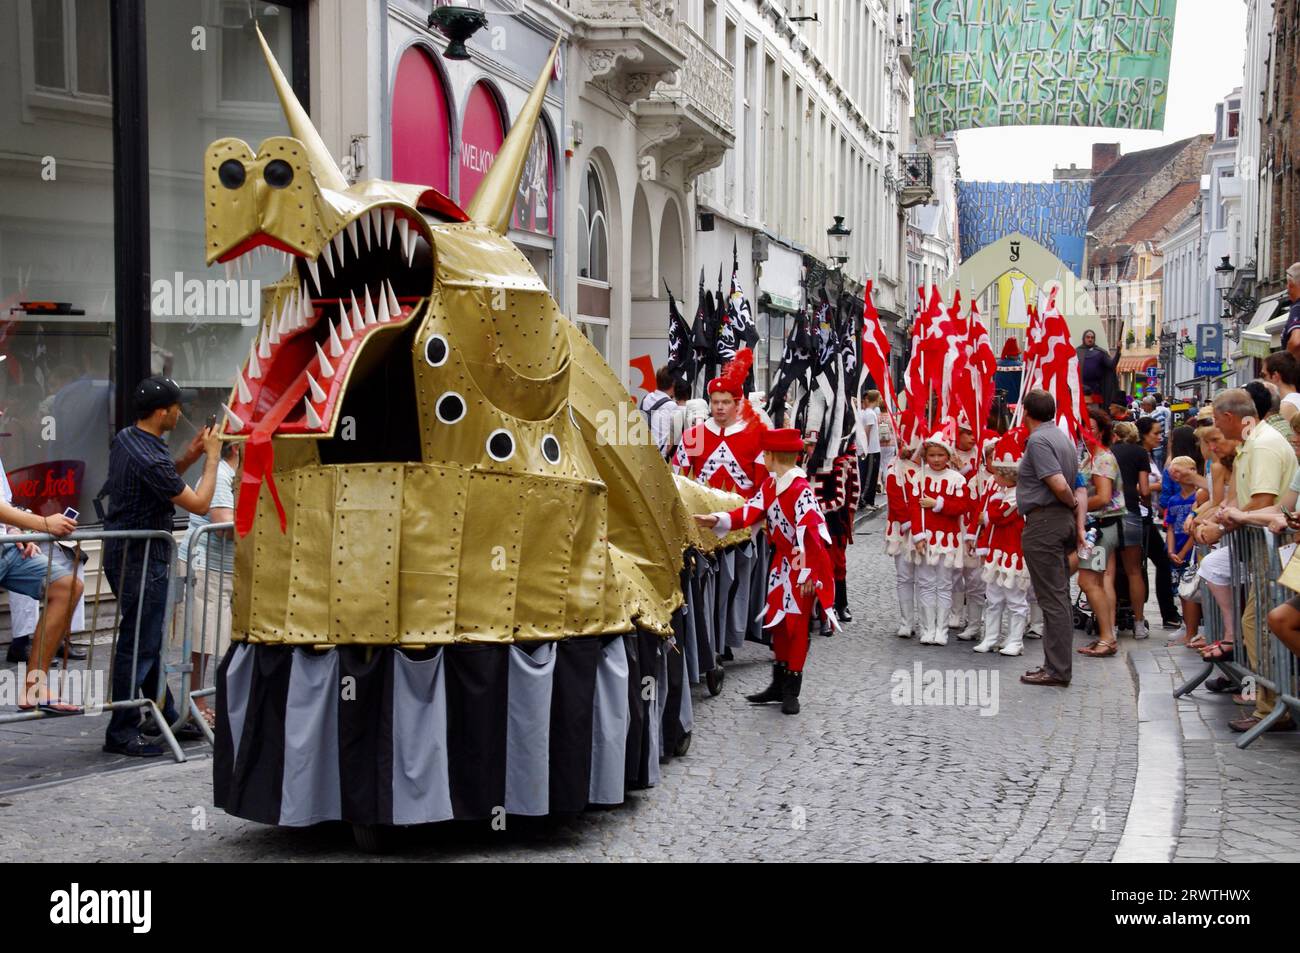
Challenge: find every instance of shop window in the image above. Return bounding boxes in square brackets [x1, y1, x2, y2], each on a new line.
[146, 0, 299, 499]
[459, 80, 506, 207]
[392, 44, 451, 195]
[511, 118, 554, 236]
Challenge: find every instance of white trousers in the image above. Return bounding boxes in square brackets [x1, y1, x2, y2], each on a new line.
[961, 560, 985, 611]
[895, 552, 916, 618]
[985, 581, 1029, 618]
[915, 561, 955, 620]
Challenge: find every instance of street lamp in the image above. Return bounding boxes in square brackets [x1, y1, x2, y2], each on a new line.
[427, 6, 489, 61]
[1215, 255, 1235, 312]
[827, 215, 851, 269]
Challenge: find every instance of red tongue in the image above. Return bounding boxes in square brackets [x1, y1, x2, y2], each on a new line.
[235, 371, 311, 537]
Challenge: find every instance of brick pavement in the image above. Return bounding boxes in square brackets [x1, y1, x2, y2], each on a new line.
[0, 522, 1149, 861]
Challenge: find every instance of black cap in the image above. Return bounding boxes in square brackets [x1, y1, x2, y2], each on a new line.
[134, 376, 196, 417]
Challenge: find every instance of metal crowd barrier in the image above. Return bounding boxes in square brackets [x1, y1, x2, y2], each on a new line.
[0, 528, 186, 761]
[175, 521, 235, 745]
[1174, 526, 1300, 748]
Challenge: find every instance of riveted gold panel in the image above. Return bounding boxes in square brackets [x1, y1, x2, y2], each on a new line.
[397, 465, 468, 643]
[455, 471, 524, 641]
[285, 467, 334, 639]
[330, 465, 402, 643]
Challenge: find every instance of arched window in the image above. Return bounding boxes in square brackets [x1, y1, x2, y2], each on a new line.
[459, 80, 506, 206]
[391, 46, 451, 194]
[578, 162, 608, 283]
[511, 118, 555, 236]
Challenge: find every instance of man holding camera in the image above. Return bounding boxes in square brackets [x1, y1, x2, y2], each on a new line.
[101, 377, 221, 757]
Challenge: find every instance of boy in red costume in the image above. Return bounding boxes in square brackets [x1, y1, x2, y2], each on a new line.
[674, 348, 767, 499]
[955, 435, 999, 642]
[911, 419, 971, 645]
[973, 428, 1031, 656]
[695, 428, 836, 715]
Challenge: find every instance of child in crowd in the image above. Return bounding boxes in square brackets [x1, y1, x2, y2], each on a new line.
[1164, 455, 1201, 647]
[974, 428, 1030, 656]
[696, 428, 837, 715]
[910, 419, 970, 646]
[885, 411, 921, 638]
[956, 438, 998, 642]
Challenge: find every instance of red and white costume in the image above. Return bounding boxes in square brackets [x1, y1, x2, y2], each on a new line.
[709, 462, 835, 675]
[974, 428, 1031, 656]
[674, 348, 768, 499]
[909, 465, 970, 568]
[674, 417, 768, 499]
[911, 419, 970, 646]
[953, 456, 994, 641]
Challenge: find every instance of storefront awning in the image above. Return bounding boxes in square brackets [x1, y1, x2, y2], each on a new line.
[1237, 292, 1287, 358]
[1174, 371, 1232, 390]
[1117, 355, 1158, 373]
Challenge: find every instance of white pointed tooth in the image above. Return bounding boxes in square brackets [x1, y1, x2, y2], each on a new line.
[405, 227, 417, 266]
[315, 342, 335, 379]
[371, 209, 385, 246]
[259, 326, 273, 359]
[337, 302, 354, 342]
[303, 398, 323, 430]
[349, 291, 365, 334]
[320, 240, 335, 278]
[346, 218, 360, 257]
[275, 295, 291, 337]
[306, 370, 328, 403]
[300, 284, 313, 322]
[247, 342, 263, 380]
[305, 256, 321, 294]
[335, 315, 351, 356]
[235, 370, 253, 405]
[363, 286, 377, 326]
[224, 261, 235, 281]
[376, 287, 391, 324]
[332, 231, 346, 267]
[396, 217, 410, 258]
[221, 403, 246, 433]
[360, 208, 373, 248]
[382, 209, 395, 247]
[385, 279, 400, 317]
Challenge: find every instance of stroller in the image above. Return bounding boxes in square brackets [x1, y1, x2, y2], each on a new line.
[1071, 588, 1136, 637]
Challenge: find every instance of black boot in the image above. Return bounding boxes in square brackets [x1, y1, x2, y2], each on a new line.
[746, 662, 785, 703]
[835, 580, 853, 623]
[781, 669, 803, 715]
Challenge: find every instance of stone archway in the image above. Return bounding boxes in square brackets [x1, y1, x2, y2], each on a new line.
[941, 232, 1107, 350]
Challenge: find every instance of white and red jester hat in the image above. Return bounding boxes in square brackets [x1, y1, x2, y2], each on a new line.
[921, 417, 960, 459]
[991, 426, 1029, 470]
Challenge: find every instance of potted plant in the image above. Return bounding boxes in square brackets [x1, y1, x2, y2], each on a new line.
[1126, 330, 1137, 347]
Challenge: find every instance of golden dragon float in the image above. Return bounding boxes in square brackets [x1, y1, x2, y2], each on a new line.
[209, 29, 767, 840]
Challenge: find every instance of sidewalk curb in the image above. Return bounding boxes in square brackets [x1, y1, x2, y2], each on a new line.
[1113, 650, 1184, 862]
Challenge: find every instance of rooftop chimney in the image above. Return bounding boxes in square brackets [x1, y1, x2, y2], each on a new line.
[1092, 143, 1121, 176]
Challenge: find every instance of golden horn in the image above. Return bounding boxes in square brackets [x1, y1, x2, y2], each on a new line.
[467, 41, 560, 235]
[255, 22, 349, 193]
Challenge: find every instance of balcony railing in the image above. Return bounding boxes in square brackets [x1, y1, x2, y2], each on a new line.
[898, 151, 934, 209]
[646, 24, 734, 136]
[572, 0, 678, 41]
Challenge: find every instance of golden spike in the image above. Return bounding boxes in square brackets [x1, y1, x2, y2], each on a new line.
[466, 41, 560, 235]
[254, 22, 349, 193]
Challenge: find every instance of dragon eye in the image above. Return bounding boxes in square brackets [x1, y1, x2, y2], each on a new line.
[264, 159, 294, 188]
[218, 159, 246, 189]
[435, 392, 465, 424]
[487, 429, 515, 462]
[424, 335, 448, 367]
[542, 435, 561, 465]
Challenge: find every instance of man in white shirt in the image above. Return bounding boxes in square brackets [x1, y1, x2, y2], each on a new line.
[639, 366, 678, 458]
[856, 389, 882, 509]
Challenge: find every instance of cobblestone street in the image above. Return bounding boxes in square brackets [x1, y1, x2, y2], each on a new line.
[0, 521, 1171, 862]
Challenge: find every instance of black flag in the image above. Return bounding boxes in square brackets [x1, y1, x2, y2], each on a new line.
[665, 278, 695, 388]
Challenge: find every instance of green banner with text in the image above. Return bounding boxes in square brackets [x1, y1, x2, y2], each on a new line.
[913, 0, 1177, 138]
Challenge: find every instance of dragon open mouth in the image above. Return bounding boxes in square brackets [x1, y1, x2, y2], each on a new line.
[220, 204, 432, 438]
